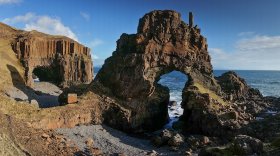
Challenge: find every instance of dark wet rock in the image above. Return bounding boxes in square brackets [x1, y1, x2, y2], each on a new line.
[167, 133, 184, 147]
[169, 101, 177, 107]
[199, 135, 263, 156]
[230, 135, 263, 155]
[152, 129, 185, 147]
[216, 71, 250, 101]
[199, 146, 229, 156]
[160, 129, 173, 143]
[151, 136, 163, 147]
[186, 135, 212, 149]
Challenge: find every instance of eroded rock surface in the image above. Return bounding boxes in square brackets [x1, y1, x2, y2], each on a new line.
[90, 10, 221, 133]
[0, 22, 93, 87]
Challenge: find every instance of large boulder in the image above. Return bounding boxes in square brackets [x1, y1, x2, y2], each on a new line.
[230, 135, 263, 155]
[216, 71, 262, 101]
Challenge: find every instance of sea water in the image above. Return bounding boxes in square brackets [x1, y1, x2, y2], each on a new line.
[94, 68, 280, 127]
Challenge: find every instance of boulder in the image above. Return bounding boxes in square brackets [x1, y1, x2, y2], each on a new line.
[59, 91, 80, 105]
[167, 133, 184, 147]
[187, 135, 211, 149]
[230, 135, 263, 155]
[160, 129, 173, 143]
[216, 71, 263, 101]
[67, 94, 77, 104]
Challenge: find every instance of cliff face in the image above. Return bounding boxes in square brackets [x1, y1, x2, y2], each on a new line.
[0, 22, 93, 87]
[90, 10, 221, 132]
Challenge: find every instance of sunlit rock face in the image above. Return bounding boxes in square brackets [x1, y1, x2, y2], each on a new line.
[0, 22, 93, 88]
[90, 10, 222, 133]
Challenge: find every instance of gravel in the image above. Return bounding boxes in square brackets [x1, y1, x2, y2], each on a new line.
[56, 124, 185, 156]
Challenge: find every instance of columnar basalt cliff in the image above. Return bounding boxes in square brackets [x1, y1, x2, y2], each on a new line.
[0, 22, 93, 87]
[90, 10, 224, 132]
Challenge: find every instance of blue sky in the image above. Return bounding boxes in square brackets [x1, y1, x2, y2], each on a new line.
[1, 0, 280, 70]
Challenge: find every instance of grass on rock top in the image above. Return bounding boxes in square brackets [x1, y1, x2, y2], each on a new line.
[193, 82, 227, 108]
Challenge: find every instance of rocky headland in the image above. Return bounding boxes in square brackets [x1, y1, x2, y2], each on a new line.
[0, 10, 280, 156]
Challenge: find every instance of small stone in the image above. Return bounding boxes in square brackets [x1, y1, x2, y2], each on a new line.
[202, 136, 210, 144]
[67, 93, 77, 104]
[85, 138, 94, 147]
[146, 150, 158, 156]
[30, 99, 39, 107]
[42, 133, 50, 138]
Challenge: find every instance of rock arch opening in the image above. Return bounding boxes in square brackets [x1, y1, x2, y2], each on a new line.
[157, 71, 189, 128]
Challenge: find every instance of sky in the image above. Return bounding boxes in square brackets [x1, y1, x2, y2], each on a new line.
[1, 0, 280, 70]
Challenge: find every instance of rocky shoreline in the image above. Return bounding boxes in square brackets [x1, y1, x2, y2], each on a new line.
[1, 10, 280, 156]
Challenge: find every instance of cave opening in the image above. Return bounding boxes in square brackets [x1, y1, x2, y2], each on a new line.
[32, 66, 61, 84]
[32, 65, 62, 108]
[157, 70, 189, 129]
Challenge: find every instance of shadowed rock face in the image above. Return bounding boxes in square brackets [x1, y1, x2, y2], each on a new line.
[0, 22, 93, 87]
[91, 10, 221, 132]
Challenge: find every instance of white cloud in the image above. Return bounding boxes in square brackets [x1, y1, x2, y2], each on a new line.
[2, 12, 78, 41]
[237, 35, 280, 51]
[0, 0, 21, 5]
[89, 39, 103, 48]
[237, 31, 255, 37]
[3, 13, 35, 24]
[209, 34, 280, 70]
[92, 54, 99, 59]
[80, 12, 90, 21]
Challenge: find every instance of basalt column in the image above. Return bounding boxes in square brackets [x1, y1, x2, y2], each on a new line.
[11, 32, 93, 87]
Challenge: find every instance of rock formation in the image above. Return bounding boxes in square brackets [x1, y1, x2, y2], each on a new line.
[0, 22, 93, 87]
[189, 12, 194, 27]
[87, 10, 271, 137]
[90, 10, 222, 132]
